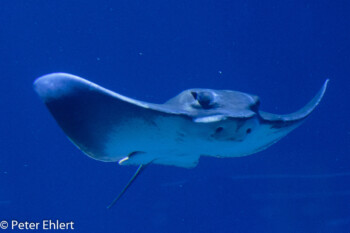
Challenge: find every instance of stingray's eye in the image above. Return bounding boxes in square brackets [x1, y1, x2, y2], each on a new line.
[191, 91, 216, 109]
[246, 128, 252, 134]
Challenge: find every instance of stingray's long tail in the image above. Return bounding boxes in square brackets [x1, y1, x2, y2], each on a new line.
[107, 164, 147, 209]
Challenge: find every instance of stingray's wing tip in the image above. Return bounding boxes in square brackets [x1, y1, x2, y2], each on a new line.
[33, 73, 88, 103]
[311, 78, 329, 109]
[260, 79, 329, 123]
[323, 78, 329, 93]
[285, 78, 329, 120]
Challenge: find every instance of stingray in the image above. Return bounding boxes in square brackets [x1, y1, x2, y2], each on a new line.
[33, 73, 328, 207]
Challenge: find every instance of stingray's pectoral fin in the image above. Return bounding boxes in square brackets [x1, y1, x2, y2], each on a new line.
[259, 79, 329, 127]
[33, 73, 157, 163]
[107, 164, 147, 209]
[246, 79, 329, 154]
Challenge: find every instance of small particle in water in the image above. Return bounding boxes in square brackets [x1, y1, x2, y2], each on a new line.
[3, 171, 8, 174]
[24, 164, 28, 167]
[139, 52, 143, 56]
[218, 70, 222, 74]
[96, 57, 101, 61]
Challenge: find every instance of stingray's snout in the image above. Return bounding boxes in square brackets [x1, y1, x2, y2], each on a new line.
[33, 73, 87, 103]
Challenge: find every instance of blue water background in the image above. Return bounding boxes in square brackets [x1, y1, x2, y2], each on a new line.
[0, 0, 349, 232]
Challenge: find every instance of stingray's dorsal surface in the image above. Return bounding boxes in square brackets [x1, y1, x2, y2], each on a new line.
[34, 73, 328, 168]
[162, 88, 259, 121]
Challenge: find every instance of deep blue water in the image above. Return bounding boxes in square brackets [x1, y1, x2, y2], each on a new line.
[0, 0, 349, 232]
